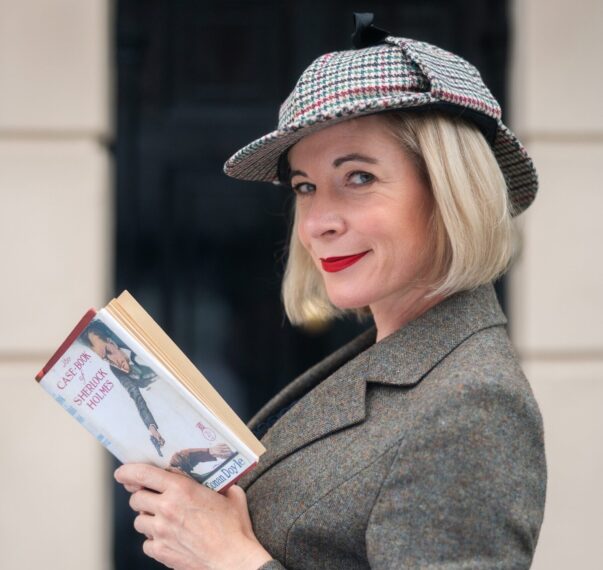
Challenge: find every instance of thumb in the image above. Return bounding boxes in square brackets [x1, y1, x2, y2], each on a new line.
[225, 485, 253, 530]
[225, 484, 248, 508]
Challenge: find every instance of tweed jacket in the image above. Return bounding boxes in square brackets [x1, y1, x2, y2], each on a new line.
[239, 284, 547, 569]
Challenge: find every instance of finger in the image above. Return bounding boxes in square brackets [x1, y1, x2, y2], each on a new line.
[224, 484, 249, 513]
[130, 489, 161, 515]
[142, 537, 177, 567]
[224, 485, 253, 530]
[224, 483, 242, 499]
[133, 512, 155, 539]
[115, 463, 171, 493]
[123, 483, 143, 493]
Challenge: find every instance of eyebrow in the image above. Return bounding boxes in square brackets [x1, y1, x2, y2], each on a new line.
[289, 153, 379, 179]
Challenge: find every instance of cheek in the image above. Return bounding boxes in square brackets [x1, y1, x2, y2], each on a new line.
[396, 190, 433, 240]
[378, 210, 433, 266]
[295, 212, 312, 252]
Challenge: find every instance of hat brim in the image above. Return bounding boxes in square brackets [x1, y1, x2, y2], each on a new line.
[224, 98, 537, 216]
[491, 122, 538, 215]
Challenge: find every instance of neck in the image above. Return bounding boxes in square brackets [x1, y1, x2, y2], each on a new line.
[371, 287, 446, 342]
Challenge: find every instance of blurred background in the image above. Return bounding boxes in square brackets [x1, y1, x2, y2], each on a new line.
[0, 0, 601, 568]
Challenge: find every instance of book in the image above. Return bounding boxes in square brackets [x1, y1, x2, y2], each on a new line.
[35, 291, 266, 493]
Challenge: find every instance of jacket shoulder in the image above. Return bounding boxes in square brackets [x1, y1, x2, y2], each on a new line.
[366, 324, 544, 446]
[428, 325, 541, 416]
[365, 326, 547, 568]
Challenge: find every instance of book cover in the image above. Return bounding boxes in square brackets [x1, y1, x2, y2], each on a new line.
[36, 297, 263, 492]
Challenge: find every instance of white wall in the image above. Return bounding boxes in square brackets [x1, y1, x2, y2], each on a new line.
[510, 0, 603, 567]
[0, 1, 112, 568]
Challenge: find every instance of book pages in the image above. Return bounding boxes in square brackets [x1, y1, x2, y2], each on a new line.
[107, 291, 265, 457]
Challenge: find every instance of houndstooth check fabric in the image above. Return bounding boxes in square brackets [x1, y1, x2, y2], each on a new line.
[224, 36, 538, 216]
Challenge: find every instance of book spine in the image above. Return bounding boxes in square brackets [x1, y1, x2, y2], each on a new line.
[36, 309, 97, 381]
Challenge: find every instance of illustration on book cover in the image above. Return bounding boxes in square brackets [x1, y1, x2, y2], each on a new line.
[40, 315, 249, 489]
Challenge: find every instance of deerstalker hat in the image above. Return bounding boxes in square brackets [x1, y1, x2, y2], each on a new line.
[223, 14, 538, 215]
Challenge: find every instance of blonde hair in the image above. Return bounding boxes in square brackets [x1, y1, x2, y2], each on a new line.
[282, 111, 519, 326]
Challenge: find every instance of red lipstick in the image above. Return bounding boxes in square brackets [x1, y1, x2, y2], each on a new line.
[320, 251, 369, 273]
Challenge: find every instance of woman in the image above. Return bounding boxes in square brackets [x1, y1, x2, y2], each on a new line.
[115, 16, 546, 570]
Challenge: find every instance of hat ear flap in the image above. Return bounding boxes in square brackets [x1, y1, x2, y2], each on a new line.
[389, 37, 502, 122]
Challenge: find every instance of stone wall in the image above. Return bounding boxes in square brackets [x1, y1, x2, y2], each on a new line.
[0, 1, 111, 568]
[510, 1, 603, 567]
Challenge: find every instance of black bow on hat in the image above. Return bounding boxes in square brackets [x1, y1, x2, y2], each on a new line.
[351, 12, 390, 49]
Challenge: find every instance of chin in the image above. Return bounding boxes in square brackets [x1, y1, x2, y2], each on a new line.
[325, 288, 372, 311]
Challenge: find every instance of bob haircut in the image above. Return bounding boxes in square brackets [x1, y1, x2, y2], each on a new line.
[281, 110, 519, 326]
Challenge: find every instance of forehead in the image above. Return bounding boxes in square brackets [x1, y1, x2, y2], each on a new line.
[288, 114, 398, 166]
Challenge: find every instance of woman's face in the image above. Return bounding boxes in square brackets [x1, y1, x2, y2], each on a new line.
[288, 114, 434, 317]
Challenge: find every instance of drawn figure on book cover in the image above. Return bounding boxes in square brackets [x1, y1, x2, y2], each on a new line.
[81, 320, 167, 456]
[168, 444, 235, 483]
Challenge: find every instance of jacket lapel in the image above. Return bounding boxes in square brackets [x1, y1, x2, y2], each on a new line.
[365, 283, 508, 386]
[241, 284, 507, 489]
[246, 327, 376, 432]
[241, 328, 376, 488]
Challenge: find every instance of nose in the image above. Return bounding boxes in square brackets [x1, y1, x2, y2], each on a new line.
[299, 187, 346, 240]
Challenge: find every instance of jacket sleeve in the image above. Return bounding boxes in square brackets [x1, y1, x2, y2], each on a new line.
[257, 562, 285, 570]
[117, 373, 158, 430]
[366, 377, 547, 569]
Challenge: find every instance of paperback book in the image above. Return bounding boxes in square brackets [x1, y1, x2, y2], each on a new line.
[35, 291, 265, 493]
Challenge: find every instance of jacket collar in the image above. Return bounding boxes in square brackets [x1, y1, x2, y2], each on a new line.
[240, 284, 507, 489]
[365, 283, 507, 386]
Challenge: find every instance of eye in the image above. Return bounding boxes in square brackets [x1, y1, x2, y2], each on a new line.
[347, 171, 374, 185]
[291, 181, 316, 196]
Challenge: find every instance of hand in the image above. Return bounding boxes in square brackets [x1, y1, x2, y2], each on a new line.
[209, 443, 233, 459]
[114, 464, 273, 570]
[149, 425, 165, 446]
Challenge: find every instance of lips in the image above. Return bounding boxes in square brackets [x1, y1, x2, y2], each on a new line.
[320, 251, 370, 273]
